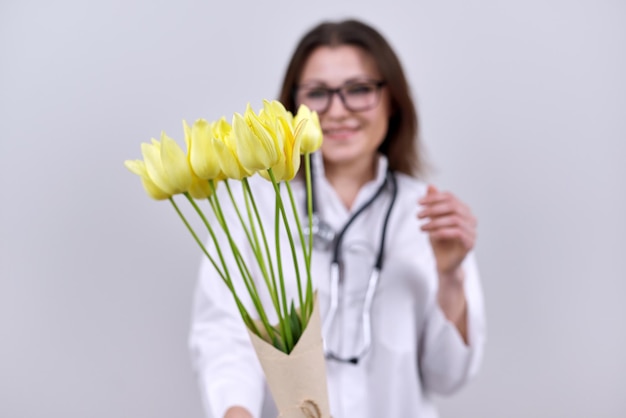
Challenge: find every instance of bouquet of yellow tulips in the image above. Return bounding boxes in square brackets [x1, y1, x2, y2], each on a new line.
[125, 100, 330, 417]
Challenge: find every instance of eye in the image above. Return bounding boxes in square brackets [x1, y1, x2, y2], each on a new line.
[343, 82, 376, 96]
[303, 88, 329, 100]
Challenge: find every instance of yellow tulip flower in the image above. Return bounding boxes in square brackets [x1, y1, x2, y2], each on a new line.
[124, 159, 170, 200]
[160, 132, 193, 193]
[260, 100, 293, 124]
[212, 129, 252, 180]
[231, 106, 280, 172]
[260, 115, 304, 182]
[280, 117, 304, 181]
[258, 100, 287, 159]
[211, 117, 232, 140]
[141, 140, 175, 195]
[141, 134, 192, 196]
[259, 100, 317, 178]
[185, 119, 222, 180]
[294, 105, 323, 154]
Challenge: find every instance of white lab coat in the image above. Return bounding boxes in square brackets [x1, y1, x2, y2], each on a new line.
[189, 153, 486, 418]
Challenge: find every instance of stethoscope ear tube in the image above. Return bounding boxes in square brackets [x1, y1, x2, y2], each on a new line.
[321, 262, 340, 353]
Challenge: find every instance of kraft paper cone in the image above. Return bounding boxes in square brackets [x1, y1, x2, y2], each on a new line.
[247, 298, 331, 418]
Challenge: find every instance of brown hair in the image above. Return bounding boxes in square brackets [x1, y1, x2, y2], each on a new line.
[278, 19, 426, 177]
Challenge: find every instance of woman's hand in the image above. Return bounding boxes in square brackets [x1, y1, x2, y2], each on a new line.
[417, 185, 477, 277]
[224, 406, 253, 418]
[418, 185, 477, 343]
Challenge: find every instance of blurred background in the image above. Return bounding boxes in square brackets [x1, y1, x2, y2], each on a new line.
[1, 0, 625, 417]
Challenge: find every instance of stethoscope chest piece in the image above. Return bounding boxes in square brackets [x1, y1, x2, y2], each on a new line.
[304, 213, 336, 250]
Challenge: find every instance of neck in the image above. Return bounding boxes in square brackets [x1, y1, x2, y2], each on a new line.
[324, 156, 377, 209]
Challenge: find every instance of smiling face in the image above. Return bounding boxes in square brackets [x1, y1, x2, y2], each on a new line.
[296, 45, 391, 176]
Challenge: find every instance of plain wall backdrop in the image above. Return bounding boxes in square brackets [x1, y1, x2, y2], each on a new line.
[1, 0, 625, 417]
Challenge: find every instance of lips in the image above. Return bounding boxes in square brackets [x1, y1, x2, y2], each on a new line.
[323, 126, 359, 140]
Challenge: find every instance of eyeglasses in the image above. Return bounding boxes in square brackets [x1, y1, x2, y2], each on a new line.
[295, 79, 386, 114]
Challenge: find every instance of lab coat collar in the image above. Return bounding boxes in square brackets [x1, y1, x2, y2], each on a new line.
[310, 152, 390, 189]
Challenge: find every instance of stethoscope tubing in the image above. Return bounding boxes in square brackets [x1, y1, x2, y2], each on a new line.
[306, 156, 398, 364]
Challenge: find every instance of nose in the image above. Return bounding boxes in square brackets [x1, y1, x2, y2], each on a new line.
[325, 91, 349, 117]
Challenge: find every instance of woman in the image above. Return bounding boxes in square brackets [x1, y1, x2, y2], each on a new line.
[189, 19, 486, 418]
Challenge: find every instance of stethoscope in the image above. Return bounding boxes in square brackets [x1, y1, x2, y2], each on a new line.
[303, 155, 398, 365]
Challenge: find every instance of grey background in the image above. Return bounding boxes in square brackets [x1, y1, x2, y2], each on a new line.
[1, 0, 625, 417]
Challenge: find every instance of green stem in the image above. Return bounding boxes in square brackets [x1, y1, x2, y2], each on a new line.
[225, 180, 279, 317]
[304, 153, 315, 318]
[267, 170, 304, 317]
[187, 190, 274, 342]
[223, 180, 255, 253]
[271, 184, 293, 351]
[169, 196, 224, 281]
[240, 178, 286, 338]
[284, 180, 311, 323]
[169, 196, 257, 335]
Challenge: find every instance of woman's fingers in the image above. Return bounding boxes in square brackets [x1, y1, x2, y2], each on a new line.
[417, 185, 477, 254]
[427, 225, 475, 250]
[420, 215, 475, 240]
[418, 193, 476, 227]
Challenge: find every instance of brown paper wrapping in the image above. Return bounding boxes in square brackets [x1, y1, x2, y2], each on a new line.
[247, 298, 331, 418]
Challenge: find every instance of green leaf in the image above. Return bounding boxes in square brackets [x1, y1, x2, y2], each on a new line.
[289, 301, 303, 344]
[269, 327, 286, 352]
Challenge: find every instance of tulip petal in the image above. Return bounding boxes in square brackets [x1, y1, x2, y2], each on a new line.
[160, 132, 193, 194]
[262, 100, 292, 123]
[280, 117, 302, 181]
[124, 159, 170, 200]
[142, 141, 176, 195]
[124, 159, 145, 176]
[189, 119, 222, 180]
[188, 174, 214, 199]
[213, 134, 251, 180]
[232, 112, 265, 172]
